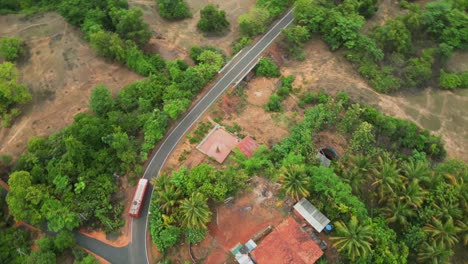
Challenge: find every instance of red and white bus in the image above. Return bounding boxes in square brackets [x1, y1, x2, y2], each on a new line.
[129, 178, 149, 218]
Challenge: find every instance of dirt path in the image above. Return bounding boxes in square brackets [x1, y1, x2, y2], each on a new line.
[282, 39, 468, 161]
[0, 12, 142, 159]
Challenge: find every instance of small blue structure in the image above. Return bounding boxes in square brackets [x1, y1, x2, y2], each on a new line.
[325, 224, 333, 233]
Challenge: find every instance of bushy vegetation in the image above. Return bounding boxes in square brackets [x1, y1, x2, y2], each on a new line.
[238, 0, 293, 37]
[256, 57, 280, 77]
[149, 165, 248, 254]
[0, 37, 25, 61]
[439, 70, 468, 89]
[6, 44, 224, 233]
[156, 0, 191, 20]
[291, 0, 468, 92]
[0, 62, 32, 127]
[197, 4, 230, 33]
[235, 95, 464, 263]
[265, 75, 295, 112]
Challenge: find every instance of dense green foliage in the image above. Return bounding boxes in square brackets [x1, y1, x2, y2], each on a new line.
[256, 57, 280, 77]
[7, 45, 224, 232]
[265, 75, 295, 112]
[292, 0, 468, 92]
[439, 70, 468, 89]
[149, 165, 248, 253]
[0, 37, 25, 61]
[0, 62, 32, 127]
[156, 0, 191, 20]
[197, 4, 230, 33]
[238, 0, 293, 37]
[234, 94, 464, 262]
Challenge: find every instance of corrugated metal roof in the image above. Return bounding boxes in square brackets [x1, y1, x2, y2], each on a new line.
[236, 136, 259, 158]
[293, 198, 330, 232]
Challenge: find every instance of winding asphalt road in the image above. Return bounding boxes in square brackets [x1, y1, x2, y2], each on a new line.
[76, 9, 294, 264]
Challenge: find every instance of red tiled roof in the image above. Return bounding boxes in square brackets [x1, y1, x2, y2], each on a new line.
[251, 217, 323, 264]
[236, 136, 259, 158]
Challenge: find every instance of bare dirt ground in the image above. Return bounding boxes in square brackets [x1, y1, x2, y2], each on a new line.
[0, 12, 142, 159]
[282, 39, 468, 161]
[129, 0, 256, 55]
[163, 177, 289, 264]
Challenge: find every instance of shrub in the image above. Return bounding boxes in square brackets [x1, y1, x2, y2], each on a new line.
[256, 57, 280, 78]
[157, 0, 191, 20]
[0, 37, 24, 61]
[197, 4, 229, 33]
[265, 94, 283, 112]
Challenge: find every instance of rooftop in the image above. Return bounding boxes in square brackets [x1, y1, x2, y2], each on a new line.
[197, 125, 240, 163]
[250, 217, 324, 264]
[236, 136, 259, 158]
[293, 198, 330, 233]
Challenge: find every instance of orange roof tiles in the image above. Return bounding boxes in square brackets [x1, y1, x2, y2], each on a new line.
[251, 217, 324, 264]
[197, 126, 240, 163]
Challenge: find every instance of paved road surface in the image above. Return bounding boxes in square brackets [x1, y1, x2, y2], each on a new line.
[77, 9, 294, 264]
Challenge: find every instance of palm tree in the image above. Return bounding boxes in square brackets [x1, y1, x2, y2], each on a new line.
[401, 159, 432, 185]
[399, 179, 427, 208]
[371, 155, 402, 203]
[156, 184, 182, 214]
[180, 192, 212, 229]
[455, 219, 468, 246]
[342, 154, 373, 195]
[423, 216, 461, 247]
[279, 164, 309, 201]
[417, 241, 453, 264]
[330, 216, 374, 261]
[382, 200, 416, 228]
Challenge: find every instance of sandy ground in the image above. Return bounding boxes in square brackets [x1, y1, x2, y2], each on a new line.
[0, 12, 142, 159]
[282, 39, 468, 161]
[129, 0, 256, 55]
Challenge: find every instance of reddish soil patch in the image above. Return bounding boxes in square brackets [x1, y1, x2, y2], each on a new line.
[193, 177, 287, 263]
[0, 12, 142, 159]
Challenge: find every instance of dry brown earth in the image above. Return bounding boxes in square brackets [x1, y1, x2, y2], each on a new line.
[0, 12, 142, 159]
[129, 0, 256, 55]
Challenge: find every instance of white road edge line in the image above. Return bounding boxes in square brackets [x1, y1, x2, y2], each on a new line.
[142, 9, 294, 264]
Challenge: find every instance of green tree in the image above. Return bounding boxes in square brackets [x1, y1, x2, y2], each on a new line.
[179, 192, 212, 229]
[239, 7, 271, 36]
[417, 241, 453, 264]
[54, 231, 75, 252]
[0, 62, 32, 127]
[256, 57, 280, 77]
[330, 216, 374, 261]
[0, 37, 24, 61]
[156, 183, 182, 215]
[110, 8, 151, 47]
[265, 94, 282, 112]
[423, 216, 461, 247]
[90, 85, 114, 117]
[382, 200, 415, 228]
[197, 4, 230, 33]
[279, 164, 310, 201]
[89, 30, 126, 61]
[350, 121, 376, 153]
[371, 155, 401, 203]
[372, 19, 412, 54]
[157, 0, 191, 20]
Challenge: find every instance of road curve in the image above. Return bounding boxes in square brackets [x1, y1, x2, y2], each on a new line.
[78, 9, 294, 264]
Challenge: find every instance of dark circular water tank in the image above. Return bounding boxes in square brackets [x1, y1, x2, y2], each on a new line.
[320, 147, 339, 161]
